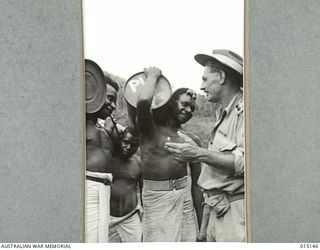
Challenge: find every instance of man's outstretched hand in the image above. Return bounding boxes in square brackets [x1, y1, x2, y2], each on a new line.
[164, 131, 203, 162]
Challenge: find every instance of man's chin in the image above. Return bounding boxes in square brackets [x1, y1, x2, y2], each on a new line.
[99, 114, 108, 120]
[105, 110, 112, 117]
[206, 95, 215, 103]
[107, 108, 114, 115]
[121, 153, 133, 159]
[179, 117, 191, 124]
[98, 110, 111, 120]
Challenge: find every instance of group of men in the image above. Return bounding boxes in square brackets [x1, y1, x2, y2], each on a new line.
[85, 49, 245, 243]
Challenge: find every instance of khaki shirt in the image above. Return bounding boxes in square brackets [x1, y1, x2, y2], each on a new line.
[198, 92, 244, 194]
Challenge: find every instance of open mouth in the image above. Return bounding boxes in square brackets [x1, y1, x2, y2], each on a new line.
[123, 147, 134, 154]
[122, 149, 135, 157]
[122, 152, 129, 156]
[179, 113, 190, 120]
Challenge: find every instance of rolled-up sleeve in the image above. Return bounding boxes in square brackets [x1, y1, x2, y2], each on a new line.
[233, 110, 244, 176]
[233, 148, 244, 176]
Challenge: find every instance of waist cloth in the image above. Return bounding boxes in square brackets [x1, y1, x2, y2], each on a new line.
[85, 171, 113, 243]
[109, 205, 142, 242]
[142, 176, 197, 242]
[143, 175, 188, 191]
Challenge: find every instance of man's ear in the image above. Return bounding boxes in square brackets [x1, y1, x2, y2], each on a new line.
[219, 71, 226, 84]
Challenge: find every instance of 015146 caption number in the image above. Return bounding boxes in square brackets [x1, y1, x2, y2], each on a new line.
[300, 244, 319, 249]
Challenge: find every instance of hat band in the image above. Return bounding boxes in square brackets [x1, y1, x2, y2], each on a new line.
[212, 54, 243, 74]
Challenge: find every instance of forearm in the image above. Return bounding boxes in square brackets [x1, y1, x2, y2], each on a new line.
[127, 103, 138, 133]
[196, 148, 235, 174]
[138, 75, 158, 103]
[136, 67, 161, 132]
[139, 179, 143, 207]
[191, 184, 203, 229]
[164, 132, 242, 175]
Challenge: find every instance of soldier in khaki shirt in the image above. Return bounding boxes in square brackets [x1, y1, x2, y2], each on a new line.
[165, 50, 244, 242]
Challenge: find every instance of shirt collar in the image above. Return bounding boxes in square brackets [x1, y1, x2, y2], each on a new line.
[222, 91, 243, 117]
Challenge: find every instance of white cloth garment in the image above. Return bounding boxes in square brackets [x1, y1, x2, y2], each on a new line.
[85, 171, 112, 243]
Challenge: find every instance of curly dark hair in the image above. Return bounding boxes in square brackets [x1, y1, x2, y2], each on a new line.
[153, 88, 196, 126]
[105, 75, 119, 91]
[112, 126, 139, 158]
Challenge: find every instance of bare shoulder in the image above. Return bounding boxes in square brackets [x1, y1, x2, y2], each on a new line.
[104, 118, 125, 142]
[130, 155, 142, 172]
[86, 122, 99, 141]
[179, 129, 202, 147]
[130, 154, 141, 164]
[98, 126, 113, 150]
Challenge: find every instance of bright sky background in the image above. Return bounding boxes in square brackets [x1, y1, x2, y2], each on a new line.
[83, 0, 243, 92]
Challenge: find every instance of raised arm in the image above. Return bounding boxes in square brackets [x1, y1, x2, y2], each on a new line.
[127, 103, 138, 134]
[136, 67, 162, 134]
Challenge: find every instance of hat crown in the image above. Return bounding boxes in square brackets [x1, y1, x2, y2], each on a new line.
[85, 59, 106, 114]
[212, 49, 243, 66]
[194, 49, 243, 76]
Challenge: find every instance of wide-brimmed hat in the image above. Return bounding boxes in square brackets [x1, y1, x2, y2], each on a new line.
[123, 72, 172, 109]
[194, 49, 243, 76]
[85, 59, 106, 114]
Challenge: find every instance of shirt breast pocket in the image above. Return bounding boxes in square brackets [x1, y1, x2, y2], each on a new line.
[212, 129, 237, 153]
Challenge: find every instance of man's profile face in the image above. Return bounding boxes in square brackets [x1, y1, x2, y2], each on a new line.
[98, 85, 117, 119]
[173, 93, 196, 124]
[120, 131, 138, 158]
[200, 66, 223, 103]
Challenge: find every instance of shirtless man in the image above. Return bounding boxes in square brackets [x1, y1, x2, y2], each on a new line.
[130, 67, 199, 242]
[108, 127, 142, 242]
[85, 70, 119, 243]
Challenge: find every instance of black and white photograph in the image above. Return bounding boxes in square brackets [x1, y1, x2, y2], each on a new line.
[83, 0, 244, 243]
[3, 0, 320, 246]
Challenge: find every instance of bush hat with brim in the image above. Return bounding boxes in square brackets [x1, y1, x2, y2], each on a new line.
[194, 49, 243, 76]
[85, 59, 106, 114]
[124, 72, 172, 110]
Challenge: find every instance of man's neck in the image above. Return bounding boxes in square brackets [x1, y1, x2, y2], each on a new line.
[86, 118, 98, 128]
[220, 89, 241, 110]
[169, 119, 181, 130]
